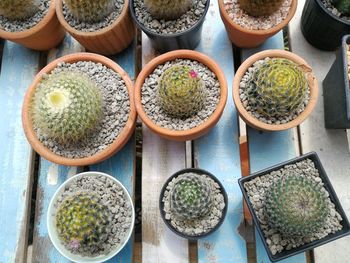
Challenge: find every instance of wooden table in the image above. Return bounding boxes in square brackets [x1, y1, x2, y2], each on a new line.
[1, 0, 350, 262]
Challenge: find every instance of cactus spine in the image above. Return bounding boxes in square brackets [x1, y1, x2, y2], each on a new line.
[331, 0, 350, 15]
[0, 0, 40, 20]
[144, 0, 192, 20]
[239, 0, 284, 17]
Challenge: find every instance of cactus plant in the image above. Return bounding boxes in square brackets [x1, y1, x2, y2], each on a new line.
[158, 65, 205, 118]
[31, 71, 103, 144]
[63, 0, 115, 22]
[170, 173, 212, 220]
[0, 0, 40, 20]
[144, 0, 192, 20]
[331, 0, 350, 15]
[245, 58, 308, 119]
[239, 0, 284, 17]
[265, 175, 329, 237]
[55, 192, 112, 253]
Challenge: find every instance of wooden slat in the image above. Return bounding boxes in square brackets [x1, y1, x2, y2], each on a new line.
[0, 42, 40, 263]
[289, 0, 350, 262]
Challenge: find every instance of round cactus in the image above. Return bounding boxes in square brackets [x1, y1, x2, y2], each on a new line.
[0, 0, 40, 20]
[265, 175, 329, 237]
[245, 58, 308, 119]
[158, 65, 205, 118]
[144, 0, 192, 20]
[63, 0, 115, 22]
[170, 173, 212, 220]
[31, 71, 103, 144]
[239, 0, 284, 17]
[331, 0, 350, 15]
[55, 192, 112, 253]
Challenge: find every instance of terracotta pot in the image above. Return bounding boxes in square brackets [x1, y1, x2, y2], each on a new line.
[22, 53, 137, 166]
[218, 0, 297, 48]
[0, 0, 65, 51]
[134, 50, 228, 141]
[56, 0, 135, 55]
[233, 49, 318, 131]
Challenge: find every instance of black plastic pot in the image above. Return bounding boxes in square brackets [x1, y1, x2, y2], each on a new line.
[129, 0, 210, 53]
[301, 0, 350, 51]
[323, 35, 350, 128]
[238, 152, 350, 262]
[159, 168, 228, 240]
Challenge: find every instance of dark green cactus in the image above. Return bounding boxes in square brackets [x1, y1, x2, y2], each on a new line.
[265, 175, 329, 237]
[144, 0, 192, 20]
[0, 0, 40, 20]
[245, 58, 308, 119]
[239, 0, 284, 17]
[158, 65, 205, 118]
[331, 0, 350, 15]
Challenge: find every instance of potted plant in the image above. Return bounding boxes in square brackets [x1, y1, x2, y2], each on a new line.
[301, 0, 350, 51]
[129, 0, 210, 53]
[233, 49, 318, 131]
[134, 50, 227, 141]
[218, 0, 297, 48]
[159, 168, 228, 239]
[55, 0, 135, 55]
[239, 152, 350, 262]
[47, 171, 135, 262]
[0, 0, 65, 50]
[22, 52, 137, 166]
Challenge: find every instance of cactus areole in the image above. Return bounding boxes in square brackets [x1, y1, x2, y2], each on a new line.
[0, 0, 40, 20]
[239, 0, 285, 17]
[144, 0, 192, 20]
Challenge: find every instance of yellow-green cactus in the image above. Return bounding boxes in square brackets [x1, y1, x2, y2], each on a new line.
[239, 0, 284, 17]
[331, 0, 350, 15]
[0, 0, 40, 20]
[144, 0, 192, 20]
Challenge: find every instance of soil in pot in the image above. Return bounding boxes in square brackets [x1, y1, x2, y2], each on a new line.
[322, 0, 350, 21]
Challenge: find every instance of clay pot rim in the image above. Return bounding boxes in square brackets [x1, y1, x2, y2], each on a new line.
[0, 0, 57, 39]
[134, 49, 228, 141]
[233, 49, 318, 131]
[56, 0, 130, 36]
[218, 0, 297, 35]
[22, 52, 137, 166]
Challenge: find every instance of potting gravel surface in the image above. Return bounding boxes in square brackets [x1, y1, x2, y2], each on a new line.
[322, 0, 350, 21]
[162, 172, 226, 236]
[244, 159, 343, 255]
[35, 61, 130, 158]
[141, 59, 220, 131]
[53, 175, 133, 256]
[239, 57, 310, 125]
[63, 0, 124, 32]
[133, 0, 207, 34]
[0, 0, 49, 32]
[223, 0, 292, 30]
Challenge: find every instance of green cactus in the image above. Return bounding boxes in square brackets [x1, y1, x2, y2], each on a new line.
[265, 175, 329, 237]
[170, 173, 212, 220]
[331, 0, 350, 15]
[158, 65, 205, 118]
[0, 0, 40, 20]
[245, 58, 308, 119]
[55, 192, 112, 252]
[63, 0, 115, 22]
[239, 0, 284, 17]
[32, 71, 103, 144]
[144, 0, 192, 20]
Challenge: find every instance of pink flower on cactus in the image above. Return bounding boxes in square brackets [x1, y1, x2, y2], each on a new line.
[69, 239, 80, 250]
[189, 70, 198, 78]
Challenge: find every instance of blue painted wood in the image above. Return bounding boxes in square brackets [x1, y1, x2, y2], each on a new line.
[194, 1, 247, 262]
[0, 42, 40, 263]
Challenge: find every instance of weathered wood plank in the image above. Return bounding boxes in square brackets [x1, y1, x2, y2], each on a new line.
[0, 42, 40, 263]
[289, 0, 350, 262]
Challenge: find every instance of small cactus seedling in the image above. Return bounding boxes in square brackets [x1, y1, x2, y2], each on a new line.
[239, 0, 284, 17]
[0, 0, 40, 20]
[170, 173, 212, 220]
[245, 58, 308, 119]
[331, 0, 350, 15]
[158, 65, 205, 118]
[144, 0, 192, 20]
[32, 71, 103, 144]
[265, 175, 329, 237]
[63, 0, 115, 22]
[55, 192, 112, 253]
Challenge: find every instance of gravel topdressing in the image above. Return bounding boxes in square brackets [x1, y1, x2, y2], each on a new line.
[35, 61, 130, 158]
[0, 0, 49, 32]
[133, 0, 207, 35]
[223, 0, 292, 30]
[141, 59, 220, 131]
[322, 0, 350, 21]
[244, 159, 343, 255]
[52, 174, 133, 256]
[63, 0, 124, 32]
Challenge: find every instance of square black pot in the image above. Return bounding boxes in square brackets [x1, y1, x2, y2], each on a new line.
[238, 152, 350, 262]
[323, 34, 350, 128]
